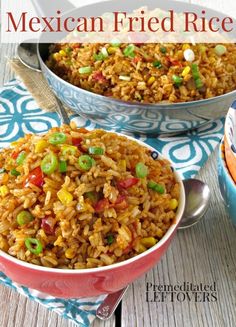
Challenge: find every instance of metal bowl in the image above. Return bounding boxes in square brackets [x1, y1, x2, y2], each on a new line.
[37, 0, 236, 135]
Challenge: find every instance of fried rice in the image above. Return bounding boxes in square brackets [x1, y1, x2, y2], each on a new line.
[46, 43, 236, 103]
[0, 124, 179, 269]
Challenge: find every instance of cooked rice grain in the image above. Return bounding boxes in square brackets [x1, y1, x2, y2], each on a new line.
[0, 126, 180, 269]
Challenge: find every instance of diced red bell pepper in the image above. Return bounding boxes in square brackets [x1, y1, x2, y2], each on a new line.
[117, 177, 139, 189]
[114, 195, 128, 210]
[72, 137, 83, 147]
[167, 56, 182, 67]
[41, 218, 55, 235]
[72, 44, 80, 49]
[92, 71, 107, 83]
[94, 198, 110, 213]
[133, 56, 141, 64]
[24, 167, 44, 188]
[11, 151, 19, 159]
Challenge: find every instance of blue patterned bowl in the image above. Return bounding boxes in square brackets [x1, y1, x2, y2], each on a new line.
[218, 139, 236, 226]
[37, 43, 236, 135]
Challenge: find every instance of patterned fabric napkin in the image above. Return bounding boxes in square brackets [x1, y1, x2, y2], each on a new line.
[0, 79, 225, 326]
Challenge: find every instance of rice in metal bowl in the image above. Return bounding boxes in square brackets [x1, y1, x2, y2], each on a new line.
[46, 43, 236, 103]
[0, 124, 180, 269]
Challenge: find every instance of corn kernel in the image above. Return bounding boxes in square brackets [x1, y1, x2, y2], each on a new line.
[57, 189, 73, 206]
[11, 138, 24, 146]
[65, 248, 76, 259]
[53, 53, 60, 61]
[61, 145, 78, 156]
[35, 140, 48, 153]
[182, 44, 190, 51]
[182, 66, 191, 77]
[59, 50, 66, 56]
[137, 243, 147, 253]
[118, 160, 126, 172]
[147, 76, 155, 86]
[108, 47, 117, 54]
[0, 185, 9, 197]
[170, 198, 178, 210]
[140, 237, 157, 248]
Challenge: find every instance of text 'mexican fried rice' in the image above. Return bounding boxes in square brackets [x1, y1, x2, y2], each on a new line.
[0, 124, 179, 269]
[46, 43, 236, 103]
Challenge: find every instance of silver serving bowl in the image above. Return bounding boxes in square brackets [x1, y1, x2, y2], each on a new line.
[37, 0, 236, 135]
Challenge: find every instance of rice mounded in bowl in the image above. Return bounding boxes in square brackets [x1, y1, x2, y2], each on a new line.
[46, 43, 236, 103]
[0, 124, 180, 269]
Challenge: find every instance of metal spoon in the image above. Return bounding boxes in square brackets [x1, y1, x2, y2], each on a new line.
[96, 179, 210, 320]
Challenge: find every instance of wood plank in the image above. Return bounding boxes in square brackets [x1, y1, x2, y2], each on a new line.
[122, 150, 236, 327]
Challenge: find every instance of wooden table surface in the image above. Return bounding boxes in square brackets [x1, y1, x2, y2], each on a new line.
[0, 0, 235, 326]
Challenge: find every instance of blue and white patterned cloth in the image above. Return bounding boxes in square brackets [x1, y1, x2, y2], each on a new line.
[0, 80, 225, 326]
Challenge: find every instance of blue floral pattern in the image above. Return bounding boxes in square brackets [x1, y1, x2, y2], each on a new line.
[0, 80, 225, 326]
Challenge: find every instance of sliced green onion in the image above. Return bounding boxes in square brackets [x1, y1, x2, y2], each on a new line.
[160, 46, 167, 54]
[49, 132, 67, 145]
[101, 47, 109, 58]
[123, 44, 135, 58]
[88, 147, 104, 155]
[148, 180, 165, 194]
[214, 44, 227, 56]
[61, 145, 77, 156]
[191, 64, 203, 89]
[172, 75, 183, 86]
[59, 160, 67, 173]
[10, 169, 20, 176]
[191, 63, 200, 80]
[106, 234, 114, 245]
[79, 66, 92, 74]
[195, 78, 203, 89]
[135, 162, 148, 178]
[119, 75, 131, 81]
[25, 238, 43, 255]
[0, 168, 6, 174]
[65, 47, 73, 54]
[16, 151, 26, 165]
[153, 61, 162, 68]
[78, 154, 93, 170]
[41, 152, 58, 175]
[94, 53, 105, 61]
[17, 210, 34, 226]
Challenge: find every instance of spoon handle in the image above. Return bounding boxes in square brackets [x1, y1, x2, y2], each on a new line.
[54, 98, 70, 125]
[96, 285, 129, 320]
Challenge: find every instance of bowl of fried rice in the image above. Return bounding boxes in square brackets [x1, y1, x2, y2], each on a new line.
[0, 124, 185, 298]
[37, 41, 236, 135]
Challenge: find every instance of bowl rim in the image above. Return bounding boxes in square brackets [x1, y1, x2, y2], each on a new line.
[0, 133, 185, 274]
[38, 51, 236, 110]
[224, 101, 236, 158]
[219, 138, 236, 187]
